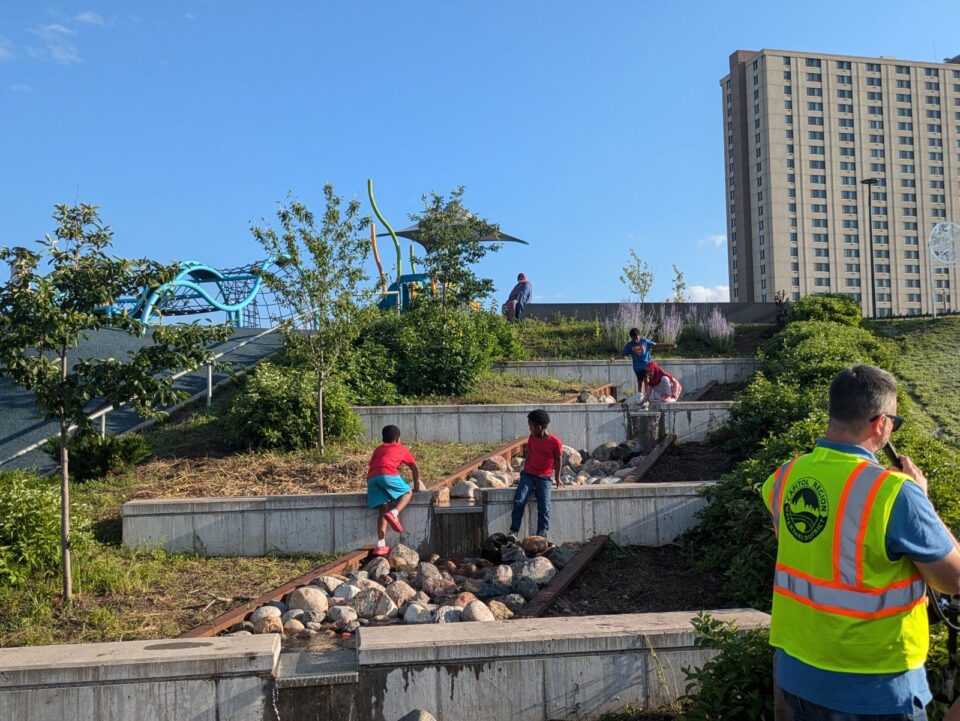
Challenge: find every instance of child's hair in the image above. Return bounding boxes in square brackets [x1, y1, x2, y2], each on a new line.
[382, 425, 402, 443]
[527, 409, 550, 427]
[629, 327, 640, 338]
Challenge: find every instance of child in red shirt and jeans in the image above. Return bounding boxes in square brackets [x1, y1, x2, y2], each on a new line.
[507, 409, 562, 540]
[367, 424, 423, 557]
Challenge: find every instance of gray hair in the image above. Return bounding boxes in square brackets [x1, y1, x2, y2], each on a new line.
[828, 365, 897, 427]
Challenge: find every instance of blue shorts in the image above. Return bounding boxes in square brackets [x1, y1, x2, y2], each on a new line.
[367, 474, 412, 508]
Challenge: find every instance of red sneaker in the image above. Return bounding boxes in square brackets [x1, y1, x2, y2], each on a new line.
[372, 545, 390, 557]
[385, 511, 404, 533]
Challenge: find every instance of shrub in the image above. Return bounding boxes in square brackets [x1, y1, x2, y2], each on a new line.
[786, 292, 861, 327]
[679, 613, 775, 721]
[682, 307, 736, 353]
[470, 306, 524, 363]
[658, 307, 684, 345]
[346, 339, 401, 405]
[602, 301, 658, 352]
[44, 431, 150, 483]
[394, 301, 493, 397]
[227, 360, 362, 450]
[0, 471, 81, 585]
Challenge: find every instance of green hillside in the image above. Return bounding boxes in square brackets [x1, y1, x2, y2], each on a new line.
[871, 316, 960, 449]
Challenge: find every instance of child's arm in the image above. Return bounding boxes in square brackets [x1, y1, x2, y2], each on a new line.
[406, 461, 424, 491]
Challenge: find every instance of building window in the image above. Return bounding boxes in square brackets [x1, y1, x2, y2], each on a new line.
[845, 278, 861, 287]
[815, 278, 831, 287]
[838, 103, 854, 113]
[807, 72, 823, 82]
[836, 75, 851, 84]
[844, 249, 860, 257]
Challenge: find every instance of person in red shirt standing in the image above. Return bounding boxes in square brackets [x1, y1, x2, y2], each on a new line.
[367, 424, 424, 557]
[507, 409, 562, 540]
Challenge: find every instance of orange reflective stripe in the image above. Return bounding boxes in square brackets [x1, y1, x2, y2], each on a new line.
[854, 468, 891, 587]
[777, 562, 921, 594]
[773, 583, 926, 620]
[770, 457, 798, 535]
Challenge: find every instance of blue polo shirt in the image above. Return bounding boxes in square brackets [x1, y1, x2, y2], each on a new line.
[776, 439, 954, 714]
[621, 338, 655, 372]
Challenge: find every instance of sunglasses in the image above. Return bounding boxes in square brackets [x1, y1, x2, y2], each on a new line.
[870, 413, 904, 433]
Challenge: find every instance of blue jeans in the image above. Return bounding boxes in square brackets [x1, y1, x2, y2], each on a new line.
[510, 471, 552, 536]
[783, 691, 927, 721]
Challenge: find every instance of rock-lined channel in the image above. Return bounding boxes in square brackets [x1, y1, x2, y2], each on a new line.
[222, 538, 578, 646]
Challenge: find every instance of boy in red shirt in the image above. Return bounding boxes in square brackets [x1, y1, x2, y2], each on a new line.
[507, 409, 562, 540]
[367, 425, 423, 557]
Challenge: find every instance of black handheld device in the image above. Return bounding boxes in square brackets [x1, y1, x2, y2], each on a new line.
[882, 440, 902, 469]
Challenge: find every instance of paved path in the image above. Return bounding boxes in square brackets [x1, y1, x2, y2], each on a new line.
[0, 327, 283, 473]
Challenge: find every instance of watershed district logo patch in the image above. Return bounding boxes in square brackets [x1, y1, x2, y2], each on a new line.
[783, 477, 829, 543]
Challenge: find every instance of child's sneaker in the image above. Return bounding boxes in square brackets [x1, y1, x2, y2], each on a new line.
[372, 545, 390, 557]
[385, 510, 404, 533]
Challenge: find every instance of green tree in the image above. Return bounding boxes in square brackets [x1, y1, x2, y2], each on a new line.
[252, 185, 370, 453]
[672, 264, 687, 303]
[619, 249, 654, 302]
[0, 204, 231, 600]
[410, 186, 500, 307]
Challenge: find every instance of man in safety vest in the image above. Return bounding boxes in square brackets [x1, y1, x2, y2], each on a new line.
[763, 364, 960, 720]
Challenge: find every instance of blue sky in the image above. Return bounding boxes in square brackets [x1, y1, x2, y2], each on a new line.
[2, 2, 960, 305]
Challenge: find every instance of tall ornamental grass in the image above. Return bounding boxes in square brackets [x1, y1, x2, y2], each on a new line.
[658, 307, 684, 345]
[685, 307, 736, 353]
[602, 300, 658, 352]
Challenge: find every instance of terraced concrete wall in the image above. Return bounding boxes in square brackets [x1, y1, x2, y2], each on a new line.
[0, 636, 279, 721]
[493, 357, 758, 392]
[355, 610, 770, 721]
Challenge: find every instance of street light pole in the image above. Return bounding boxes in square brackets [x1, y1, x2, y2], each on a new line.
[861, 177, 879, 318]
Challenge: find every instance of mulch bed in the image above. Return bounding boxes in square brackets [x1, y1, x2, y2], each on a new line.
[695, 381, 745, 401]
[639, 442, 737, 484]
[544, 542, 727, 617]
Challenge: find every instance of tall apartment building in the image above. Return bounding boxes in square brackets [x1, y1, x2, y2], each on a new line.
[722, 49, 960, 315]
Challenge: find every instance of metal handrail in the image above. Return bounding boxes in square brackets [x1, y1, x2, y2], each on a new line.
[0, 313, 308, 468]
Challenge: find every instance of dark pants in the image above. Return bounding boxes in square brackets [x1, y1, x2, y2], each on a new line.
[783, 691, 927, 721]
[513, 301, 526, 321]
[510, 471, 551, 536]
[634, 369, 648, 393]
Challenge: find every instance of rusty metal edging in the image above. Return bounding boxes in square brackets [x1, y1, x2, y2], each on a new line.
[179, 548, 372, 638]
[630, 433, 676, 482]
[514, 535, 609, 618]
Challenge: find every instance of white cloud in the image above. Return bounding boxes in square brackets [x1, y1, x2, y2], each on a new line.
[31, 23, 81, 64]
[0, 39, 13, 60]
[698, 233, 726, 248]
[184, 12, 195, 20]
[687, 285, 730, 302]
[9, 83, 33, 93]
[74, 11, 104, 25]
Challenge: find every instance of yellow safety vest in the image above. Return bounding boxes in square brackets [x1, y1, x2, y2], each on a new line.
[761, 446, 928, 673]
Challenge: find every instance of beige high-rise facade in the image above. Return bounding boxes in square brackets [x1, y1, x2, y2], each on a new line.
[722, 49, 960, 315]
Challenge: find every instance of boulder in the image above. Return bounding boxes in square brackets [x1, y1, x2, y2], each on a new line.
[495, 594, 527, 613]
[480, 455, 508, 472]
[412, 591, 431, 605]
[545, 545, 577, 570]
[490, 564, 513, 587]
[283, 619, 305, 635]
[287, 586, 330, 614]
[346, 587, 399, 619]
[418, 562, 441, 581]
[600, 460, 621, 475]
[472, 470, 508, 489]
[461, 600, 496, 622]
[281, 609, 305, 624]
[388, 544, 420, 571]
[575, 473, 590, 485]
[488, 600, 514, 620]
[521, 536, 549, 557]
[299, 610, 326, 624]
[592, 441, 619, 461]
[500, 546, 526, 564]
[515, 577, 540, 601]
[622, 474, 639, 484]
[602, 394, 616, 403]
[475, 582, 511, 600]
[513, 556, 557, 586]
[452, 592, 479, 608]
[356, 578, 387, 592]
[422, 577, 458, 599]
[433, 606, 462, 623]
[462, 562, 478, 575]
[510, 457, 524, 471]
[385, 580, 417, 608]
[253, 616, 283, 635]
[598, 476, 621, 485]
[577, 391, 599, 404]
[403, 603, 433, 624]
[432, 487, 450, 504]
[561, 445, 582, 468]
[265, 599, 287, 613]
[346, 570, 369, 582]
[614, 467, 636, 479]
[326, 606, 358, 624]
[313, 575, 346, 594]
[364, 557, 393, 581]
[249, 606, 281, 624]
[399, 711, 438, 721]
[450, 480, 478, 499]
[332, 584, 361, 602]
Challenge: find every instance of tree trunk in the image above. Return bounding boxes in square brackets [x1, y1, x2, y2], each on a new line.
[317, 373, 325, 455]
[59, 352, 72, 602]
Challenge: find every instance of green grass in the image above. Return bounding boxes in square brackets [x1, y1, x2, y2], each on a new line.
[870, 316, 960, 449]
[517, 318, 775, 360]
[401, 371, 593, 405]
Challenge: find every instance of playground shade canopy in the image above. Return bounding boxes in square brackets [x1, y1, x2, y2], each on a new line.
[377, 224, 528, 252]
